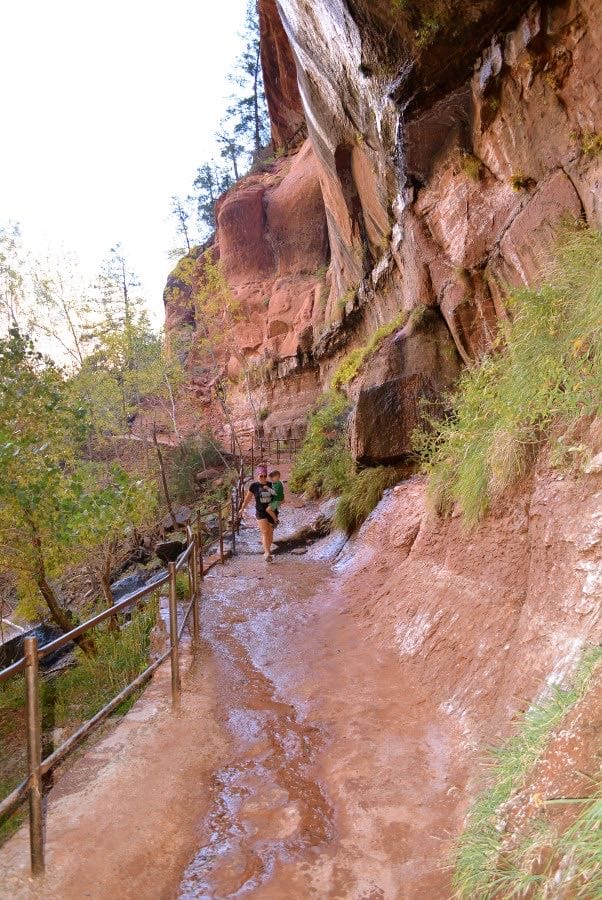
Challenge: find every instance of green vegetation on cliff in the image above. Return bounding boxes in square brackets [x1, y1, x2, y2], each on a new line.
[289, 391, 353, 498]
[416, 227, 602, 525]
[290, 390, 402, 533]
[331, 310, 408, 390]
[453, 646, 602, 899]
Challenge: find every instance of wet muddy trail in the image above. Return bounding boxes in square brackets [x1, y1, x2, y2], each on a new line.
[180, 509, 468, 898]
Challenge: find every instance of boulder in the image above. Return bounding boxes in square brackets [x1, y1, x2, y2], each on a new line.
[350, 307, 461, 464]
[194, 466, 222, 484]
[161, 506, 191, 530]
[155, 540, 186, 565]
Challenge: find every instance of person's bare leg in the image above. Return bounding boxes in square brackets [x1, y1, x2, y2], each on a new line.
[258, 519, 274, 558]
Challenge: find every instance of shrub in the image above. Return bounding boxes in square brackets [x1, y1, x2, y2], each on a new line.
[459, 152, 483, 181]
[510, 172, 536, 191]
[415, 227, 602, 525]
[579, 130, 602, 157]
[453, 646, 602, 899]
[289, 391, 353, 498]
[334, 466, 402, 533]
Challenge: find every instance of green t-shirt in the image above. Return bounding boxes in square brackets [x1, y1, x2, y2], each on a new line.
[272, 480, 284, 502]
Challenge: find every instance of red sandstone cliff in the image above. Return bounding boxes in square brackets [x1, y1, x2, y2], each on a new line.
[164, 0, 601, 456]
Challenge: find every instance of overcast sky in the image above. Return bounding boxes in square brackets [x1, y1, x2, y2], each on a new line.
[0, 0, 249, 324]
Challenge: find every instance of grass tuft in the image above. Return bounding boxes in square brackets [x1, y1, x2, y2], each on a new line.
[510, 172, 536, 192]
[415, 227, 602, 525]
[453, 646, 602, 899]
[289, 391, 353, 498]
[579, 130, 602, 157]
[334, 466, 402, 533]
[332, 311, 408, 390]
[459, 152, 484, 181]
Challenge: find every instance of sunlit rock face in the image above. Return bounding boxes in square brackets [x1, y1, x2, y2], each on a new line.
[165, 0, 601, 457]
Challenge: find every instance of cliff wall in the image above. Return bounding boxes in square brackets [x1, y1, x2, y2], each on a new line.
[164, 0, 601, 455]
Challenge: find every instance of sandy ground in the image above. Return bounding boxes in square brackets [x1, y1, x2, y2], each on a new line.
[0, 495, 467, 899]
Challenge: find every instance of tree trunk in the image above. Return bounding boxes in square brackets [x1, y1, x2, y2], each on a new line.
[24, 508, 95, 655]
[253, 48, 261, 152]
[153, 425, 177, 529]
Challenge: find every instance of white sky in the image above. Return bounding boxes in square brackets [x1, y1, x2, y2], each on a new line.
[0, 0, 249, 325]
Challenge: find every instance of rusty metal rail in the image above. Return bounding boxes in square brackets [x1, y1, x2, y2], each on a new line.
[0, 446, 291, 875]
[0, 523, 202, 875]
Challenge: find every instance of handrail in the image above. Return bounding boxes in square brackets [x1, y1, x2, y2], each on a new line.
[0, 435, 289, 876]
[0, 531, 202, 876]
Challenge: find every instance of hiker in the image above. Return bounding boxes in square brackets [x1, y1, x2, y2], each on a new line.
[240, 464, 276, 562]
[267, 469, 284, 526]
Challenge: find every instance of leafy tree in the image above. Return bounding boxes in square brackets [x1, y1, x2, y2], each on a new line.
[65, 463, 157, 610]
[0, 328, 161, 642]
[0, 329, 90, 643]
[72, 316, 182, 439]
[28, 252, 89, 368]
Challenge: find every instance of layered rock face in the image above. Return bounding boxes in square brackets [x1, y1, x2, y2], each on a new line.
[164, 0, 601, 457]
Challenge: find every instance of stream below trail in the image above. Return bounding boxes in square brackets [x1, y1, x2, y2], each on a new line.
[178, 505, 467, 898]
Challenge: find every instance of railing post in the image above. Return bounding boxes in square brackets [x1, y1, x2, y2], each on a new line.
[276, 437, 280, 463]
[230, 490, 236, 554]
[196, 510, 204, 580]
[168, 563, 180, 707]
[191, 536, 200, 647]
[216, 504, 224, 564]
[24, 636, 44, 876]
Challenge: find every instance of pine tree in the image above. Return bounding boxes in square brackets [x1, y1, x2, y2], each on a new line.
[192, 162, 232, 236]
[170, 194, 194, 254]
[226, 0, 270, 155]
[187, 2, 271, 242]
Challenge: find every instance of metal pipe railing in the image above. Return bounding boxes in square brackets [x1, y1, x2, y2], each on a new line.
[0, 532, 201, 876]
[0, 428, 293, 874]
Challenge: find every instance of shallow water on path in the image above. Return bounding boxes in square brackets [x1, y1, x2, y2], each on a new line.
[178, 512, 467, 898]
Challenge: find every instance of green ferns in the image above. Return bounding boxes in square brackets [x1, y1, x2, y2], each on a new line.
[417, 227, 602, 525]
[453, 647, 602, 899]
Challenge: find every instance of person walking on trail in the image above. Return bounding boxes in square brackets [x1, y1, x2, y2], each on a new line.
[240, 465, 277, 562]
